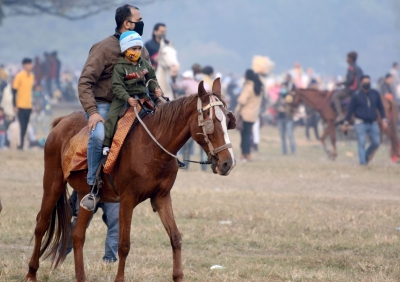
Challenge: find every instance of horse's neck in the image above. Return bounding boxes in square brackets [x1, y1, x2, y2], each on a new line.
[139, 101, 194, 155]
[156, 66, 174, 100]
[298, 90, 326, 110]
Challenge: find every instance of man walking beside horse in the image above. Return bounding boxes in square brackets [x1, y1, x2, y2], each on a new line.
[342, 75, 388, 165]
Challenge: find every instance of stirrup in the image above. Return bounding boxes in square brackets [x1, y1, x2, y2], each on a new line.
[80, 192, 99, 211]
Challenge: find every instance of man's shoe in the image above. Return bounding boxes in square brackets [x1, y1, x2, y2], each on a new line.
[177, 159, 186, 169]
[80, 193, 99, 211]
[103, 147, 110, 156]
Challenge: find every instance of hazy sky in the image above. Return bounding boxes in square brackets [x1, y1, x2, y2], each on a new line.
[0, 0, 399, 79]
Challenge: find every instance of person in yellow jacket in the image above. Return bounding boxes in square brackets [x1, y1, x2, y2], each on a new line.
[235, 69, 263, 162]
[12, 58, 34, 150]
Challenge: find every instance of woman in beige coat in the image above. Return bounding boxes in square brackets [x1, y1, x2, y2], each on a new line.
[235, 69, 263, 162]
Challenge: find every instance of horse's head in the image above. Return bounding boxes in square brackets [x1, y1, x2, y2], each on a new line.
[290, 89, 301, 108]
[190, 78, 236, 176]
[158, 39, 180, 74]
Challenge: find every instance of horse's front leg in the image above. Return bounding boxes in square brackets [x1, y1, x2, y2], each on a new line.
[72, 196, 93, 282]
[153, 194, 183, 282]
[114, 195, 137, 282]
[319, 122, 331, 155]
[328, 123, 337, 159]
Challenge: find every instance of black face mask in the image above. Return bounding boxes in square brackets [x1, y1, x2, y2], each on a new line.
[362, 83, 371, 91]
[130, 21, 144, 36]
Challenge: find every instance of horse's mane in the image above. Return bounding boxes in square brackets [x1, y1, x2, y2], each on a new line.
[152, 94, 198, 134]
[151, 91, 225, 135]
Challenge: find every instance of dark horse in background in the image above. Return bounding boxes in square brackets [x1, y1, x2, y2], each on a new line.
[292, 88, 399, 161]
[25, 78, 236, 282]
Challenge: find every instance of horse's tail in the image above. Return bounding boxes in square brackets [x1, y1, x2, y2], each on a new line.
[51, 116, 65, 129]
[38, 183, 71, 268]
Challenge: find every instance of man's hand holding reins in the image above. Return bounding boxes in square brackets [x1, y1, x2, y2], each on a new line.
[88, 113, 105, 131]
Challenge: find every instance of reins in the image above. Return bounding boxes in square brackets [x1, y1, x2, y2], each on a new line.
[132, 93, 232, 166]
[133, 106, 210, 165]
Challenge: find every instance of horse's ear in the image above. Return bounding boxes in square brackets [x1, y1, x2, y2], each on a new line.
[212, 77, 221, 94]
[198, 81, 207, 98]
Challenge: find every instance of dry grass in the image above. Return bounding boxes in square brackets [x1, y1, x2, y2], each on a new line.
[1, 124, 400, 282]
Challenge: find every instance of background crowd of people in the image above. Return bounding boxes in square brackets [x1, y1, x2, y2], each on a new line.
[1, 23, 400, 166]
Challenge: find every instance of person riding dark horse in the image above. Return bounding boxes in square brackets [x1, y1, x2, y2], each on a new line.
[332, 51, 364, 123]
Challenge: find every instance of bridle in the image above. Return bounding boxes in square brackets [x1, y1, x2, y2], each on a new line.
[196, 94, 233, 159]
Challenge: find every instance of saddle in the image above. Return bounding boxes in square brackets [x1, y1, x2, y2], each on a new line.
[62, 104, 151, 180]
[118, 98, 155, 117]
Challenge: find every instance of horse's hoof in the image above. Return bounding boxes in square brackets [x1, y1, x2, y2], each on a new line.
[173, 274, 183, 282]
[25, 275, 37, 282]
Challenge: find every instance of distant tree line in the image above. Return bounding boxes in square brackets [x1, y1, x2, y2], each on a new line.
[0, 0, 158, 23]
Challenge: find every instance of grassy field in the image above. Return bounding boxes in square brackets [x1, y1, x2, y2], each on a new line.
[1, 124, 400, 282]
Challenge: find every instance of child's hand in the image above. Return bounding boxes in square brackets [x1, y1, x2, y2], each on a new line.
[155, 88, 163, 97]
[128, 97, 139, 107]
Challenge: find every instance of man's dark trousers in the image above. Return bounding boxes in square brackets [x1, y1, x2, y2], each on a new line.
[17, 108, 32, 149]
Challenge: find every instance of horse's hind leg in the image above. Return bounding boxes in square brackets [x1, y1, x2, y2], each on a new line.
[25, 171, 66, 282]
[153, 194, 183, 282]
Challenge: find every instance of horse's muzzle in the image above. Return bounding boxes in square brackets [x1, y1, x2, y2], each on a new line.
[212, 156, 235, 176]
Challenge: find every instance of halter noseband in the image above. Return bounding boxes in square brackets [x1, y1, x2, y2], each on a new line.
[197, 94, 233, 158]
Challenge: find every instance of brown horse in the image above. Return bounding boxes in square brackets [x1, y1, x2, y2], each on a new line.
[25, 78, 236, 282]
[292, 88, 399, 160]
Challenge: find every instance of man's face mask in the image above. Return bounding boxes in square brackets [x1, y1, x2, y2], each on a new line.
[125, 49, 141, 62]
[156, 33, 166, 40]
[129, 21, 144, 36]
[362, 82, 371, 91]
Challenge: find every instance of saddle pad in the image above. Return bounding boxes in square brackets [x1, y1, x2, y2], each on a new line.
[103, 106, 139, 174]
[63, 126, 90, 179]
[62, 105, 141, 179]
